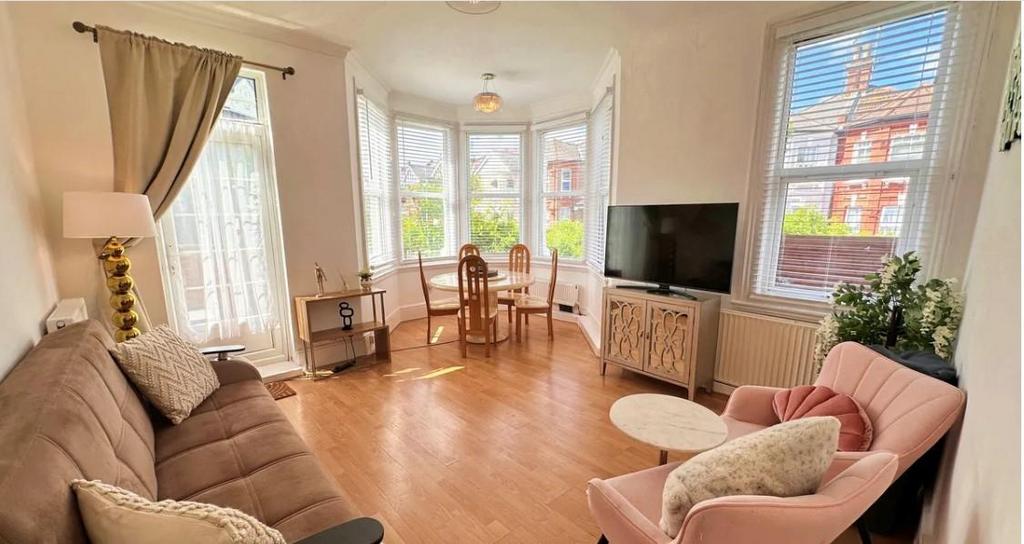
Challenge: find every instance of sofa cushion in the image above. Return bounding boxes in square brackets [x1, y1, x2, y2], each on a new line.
[72, 479, 285, 544]
[154, 378, 354, 542]
[112, 326, 220, 424]
[0, 320, 158, 544]
[659, 416, 840, 537]
[773, 385, 873, 451]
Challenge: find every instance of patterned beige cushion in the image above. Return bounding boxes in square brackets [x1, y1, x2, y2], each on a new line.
[659, 416, 840, 536]
[72, 480, 285, 544]
[111, 326, 219, 424]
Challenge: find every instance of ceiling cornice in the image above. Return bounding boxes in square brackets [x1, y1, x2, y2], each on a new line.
[137, 2, 351, 59]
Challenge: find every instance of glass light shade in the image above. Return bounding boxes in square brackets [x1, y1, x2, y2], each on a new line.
[473, 92, 503, 113]
[63, 191, 157, 239]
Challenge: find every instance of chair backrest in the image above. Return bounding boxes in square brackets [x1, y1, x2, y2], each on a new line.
[457, 255, 490, 332]
[509, 244, 531, 294]
[459, 244, 480, 260]
[814, 342, 965, 477]
[546, 249, 559, 305]
[678, 452, 898, 544]
[508, 244, 531, 273]
[417, 252, 431, 305]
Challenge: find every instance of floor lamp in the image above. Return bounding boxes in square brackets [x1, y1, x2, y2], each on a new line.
[63, 192, 157, 342]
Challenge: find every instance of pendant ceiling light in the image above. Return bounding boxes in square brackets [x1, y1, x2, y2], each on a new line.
[473, 73, 503, 113]
[446, 1, 501, 16]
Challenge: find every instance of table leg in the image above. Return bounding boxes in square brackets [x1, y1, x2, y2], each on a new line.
[659, 450, 668, 465]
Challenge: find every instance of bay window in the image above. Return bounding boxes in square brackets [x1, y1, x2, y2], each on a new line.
[537, 123, 587, 260]
[356, 93, 396, 269]
[748, 4, 981, 302]
[353, 98, 615, 268]
[466, 132, 523, 255]
[396, 118, 457, 261]
[586, 91, 614, 271]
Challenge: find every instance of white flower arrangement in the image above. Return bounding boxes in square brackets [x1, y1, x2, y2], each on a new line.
[813, 252, 964, 373]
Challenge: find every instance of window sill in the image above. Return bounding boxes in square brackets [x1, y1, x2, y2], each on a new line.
[394, 256, 593, 273]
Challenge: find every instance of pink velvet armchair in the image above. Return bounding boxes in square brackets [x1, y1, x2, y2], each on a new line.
[587, 451, 898, 544]
[722, 341, 966, 482]
[587, 342, 965, 544]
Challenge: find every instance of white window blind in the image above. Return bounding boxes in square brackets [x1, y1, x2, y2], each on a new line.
[586, 91, 614, 271]
[356, 94, 396, 269]
[158, 73, 289, 362]
[467, 132, 523, 254]
[751, 4, 980, 301]
[537, 123, 587, 260]
[396, 118, 456, 261]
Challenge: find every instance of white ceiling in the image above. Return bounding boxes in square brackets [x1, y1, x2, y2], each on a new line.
[200, 2, 621, 107]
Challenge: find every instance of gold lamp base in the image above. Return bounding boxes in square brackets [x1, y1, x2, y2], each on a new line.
[100, 237, 141, 342]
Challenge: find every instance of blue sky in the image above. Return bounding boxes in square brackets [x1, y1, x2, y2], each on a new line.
[790, 10, 948, 110]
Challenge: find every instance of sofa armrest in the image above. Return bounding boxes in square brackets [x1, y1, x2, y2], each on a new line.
[721, 385, 785, 427]
[293, 518, 384, 544]
[212, 358, 262, 385]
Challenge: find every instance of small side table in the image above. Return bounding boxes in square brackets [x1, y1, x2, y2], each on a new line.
[610, 393, 728, 465]
[294, 288, 390, 380]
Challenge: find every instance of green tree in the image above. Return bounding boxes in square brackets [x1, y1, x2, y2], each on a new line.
[782, 207, 853, 236]
[401, 179, 446, 258]
[467, 173, 521, 253]
[545, 219, 584, 259]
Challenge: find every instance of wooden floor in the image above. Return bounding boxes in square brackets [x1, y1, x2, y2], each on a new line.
[277, 315, 907, 544]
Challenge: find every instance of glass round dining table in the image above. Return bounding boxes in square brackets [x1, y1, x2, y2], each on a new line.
[429, 270, 534, 343]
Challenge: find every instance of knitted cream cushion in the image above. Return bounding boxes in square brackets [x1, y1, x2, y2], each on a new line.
[72, 480, 285, 544]
[659, 416, 840, 537]
[111, 325, 219, 424]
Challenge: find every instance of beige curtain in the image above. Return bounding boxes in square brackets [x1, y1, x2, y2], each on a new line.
[96, 25, 242, 218]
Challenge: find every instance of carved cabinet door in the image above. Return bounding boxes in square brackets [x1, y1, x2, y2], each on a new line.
[643, 301, 693, 382]
[604, 294, 646, 369]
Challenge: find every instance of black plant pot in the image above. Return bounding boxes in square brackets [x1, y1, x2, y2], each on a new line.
[868, 345, 958, 386]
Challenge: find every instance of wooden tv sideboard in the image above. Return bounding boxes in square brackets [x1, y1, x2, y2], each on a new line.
[600, 287, 721, 399]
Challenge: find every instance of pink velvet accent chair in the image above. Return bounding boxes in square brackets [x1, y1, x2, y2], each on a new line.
[587, 451, 898, 544]
[722, 342, 966, 482]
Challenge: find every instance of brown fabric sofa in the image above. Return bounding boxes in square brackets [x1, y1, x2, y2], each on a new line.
[0, 320, 375, 543]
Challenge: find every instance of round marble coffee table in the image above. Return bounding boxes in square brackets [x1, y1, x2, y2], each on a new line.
[610, 393, 728, 465]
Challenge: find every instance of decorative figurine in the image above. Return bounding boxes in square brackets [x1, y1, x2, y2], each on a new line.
[338, 301, 354, 330]
[314, 262, 327, 297]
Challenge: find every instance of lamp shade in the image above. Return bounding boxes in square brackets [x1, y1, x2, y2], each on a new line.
[63, 192, 157, 239]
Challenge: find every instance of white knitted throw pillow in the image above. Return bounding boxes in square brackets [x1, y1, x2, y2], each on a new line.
[111, 325, 219, 424]
[72, 479, 285, 544]
[659, 416, 840, 537]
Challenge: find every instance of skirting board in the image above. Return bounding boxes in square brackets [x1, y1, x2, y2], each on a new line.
[712, 381, 737, 395]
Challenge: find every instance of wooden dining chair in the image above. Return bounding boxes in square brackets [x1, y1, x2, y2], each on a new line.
[418, 252, 462, 344]
[498, 243, 531, 323]
[457, 255, 499, 357]
[459, 243, 481, 260]
[515, 249, 558, 341]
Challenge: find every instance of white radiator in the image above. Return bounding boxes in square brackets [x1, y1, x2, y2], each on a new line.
[715, 310, 819, 389]
[533, 279, 580, 310]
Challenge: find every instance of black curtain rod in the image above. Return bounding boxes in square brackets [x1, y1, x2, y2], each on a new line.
[72, 21, 296, 80]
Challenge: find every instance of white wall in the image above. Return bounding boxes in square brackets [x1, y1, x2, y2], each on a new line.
[610, 2, 803, 207]
[918, 14, 1021, 543]
[7, 2, 359, 365]
[0, 3, 59, 378]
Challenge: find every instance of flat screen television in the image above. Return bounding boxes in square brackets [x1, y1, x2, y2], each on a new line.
[604, 203, 739, 296]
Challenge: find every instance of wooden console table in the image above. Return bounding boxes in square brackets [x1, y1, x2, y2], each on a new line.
[294, 288, 390, 379]
[600, 287, 720, 399]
